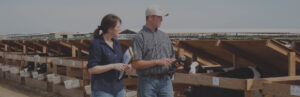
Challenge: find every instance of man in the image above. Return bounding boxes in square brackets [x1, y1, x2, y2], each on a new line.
[131, 5, 176, 97]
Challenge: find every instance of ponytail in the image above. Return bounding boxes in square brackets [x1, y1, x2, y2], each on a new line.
[93, 25, 102, 39]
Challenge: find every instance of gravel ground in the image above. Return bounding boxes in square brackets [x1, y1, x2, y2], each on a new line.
[0, 80, 52, 97]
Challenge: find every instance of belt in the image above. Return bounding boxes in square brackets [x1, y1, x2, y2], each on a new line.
[144, 74, 169, 79]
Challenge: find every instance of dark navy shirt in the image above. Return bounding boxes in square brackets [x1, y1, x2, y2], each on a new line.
[87, 35, 124, 95]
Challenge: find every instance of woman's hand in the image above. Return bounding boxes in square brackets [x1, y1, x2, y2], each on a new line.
[113, 63, 130, 72]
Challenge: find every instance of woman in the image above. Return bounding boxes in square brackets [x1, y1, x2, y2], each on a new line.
[87, 14, 129, 97]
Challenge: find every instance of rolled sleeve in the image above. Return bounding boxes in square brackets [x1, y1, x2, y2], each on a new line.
[131, 35, 143, 60]
[87, 42, 102, 69]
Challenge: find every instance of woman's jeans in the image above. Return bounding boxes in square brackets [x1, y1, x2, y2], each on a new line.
[92, 88, 124, 97]
[138, 76, 174, 97]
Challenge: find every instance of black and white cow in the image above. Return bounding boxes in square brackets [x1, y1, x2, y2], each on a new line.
[187, 61, 235, 74]
[37, 63, 48, 74]
[22, 62, 35, 72]
[184, 61, 264, 97]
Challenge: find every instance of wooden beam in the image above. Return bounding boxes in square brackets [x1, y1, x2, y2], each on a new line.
[42, 46, 47, 53]
[291, 41, 300, 63]
[22, 41, 44, 53]
[49, 48, 60, 54]
[8, 41, 24, 51]
[263, 82, 300, 97]
[72, 46, 76, 57]
[264, 75, 300, 82]
[266, 40, 290, 56]
[2, 41, 23, 52]
[216, 40, 273, 73]
[69, 40, 89, 48]
[31, 41, 48, 52]
[232, 54, 239, 68]
[12, 40, 24, 46]
[4, 44, 8, 52]
[32, 41, 60, 54]
[175, 45, 219, 66]
[53, 64, 58, 74]
[68, 40, 90, 55]
[173, 73, 246, 90]
[288, 52, 296, 76]
[10, 46, 18, 51]
[22, 41, 27, 54]
[38, 41, 64, 55]
[47, 58, 53, 73]
[66, 67, 72, 76]
[77, 47, 82, 58]
[177, 42, 231, 67]
[27, 47, 41, 53]
[32, 41, 46, 47]
[23, 45, 27, 54]
[81, 50, 89, 55]
[178, 48, 185, 57]
[59, 41, 72, 48]
[0, 41, 22, 52]
[30, 41, 55, 54]
[60, 41, 89, 55]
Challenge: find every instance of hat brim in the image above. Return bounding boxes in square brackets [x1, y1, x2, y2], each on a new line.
[152, 13, 169, 17]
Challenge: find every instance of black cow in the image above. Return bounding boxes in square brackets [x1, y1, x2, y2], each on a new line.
[37, 63, 47, 74]
[184, 62, 264, 97]
[22, 62, 35, 72]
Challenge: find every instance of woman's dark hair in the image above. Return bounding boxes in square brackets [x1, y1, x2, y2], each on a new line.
[93, 14, 122, 39]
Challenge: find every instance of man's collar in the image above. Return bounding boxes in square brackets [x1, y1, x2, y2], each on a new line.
[143, 25, 158, 32]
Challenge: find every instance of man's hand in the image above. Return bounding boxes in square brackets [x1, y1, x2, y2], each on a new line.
[175, 62, 184, 67]
[155, 58, 173, 66]
[125, 65, 132, 73]
[170, 58, 184, 67]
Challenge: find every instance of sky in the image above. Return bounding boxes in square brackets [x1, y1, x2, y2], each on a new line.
[1, 0, 300, 35]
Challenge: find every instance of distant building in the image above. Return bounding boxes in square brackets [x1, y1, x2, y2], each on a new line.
[30, 33, 51, 40]
[0, 35, 6, 40]
[49, 32, 73, 39]
[6, 34, 31, 40]
[118, 29, 136, 39]
[3, 30, 300, 40]
[168, 32, 199, 40]
[73, 32, 92, 39]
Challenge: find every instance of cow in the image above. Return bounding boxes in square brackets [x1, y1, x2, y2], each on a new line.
[184, 61, 264, 97]
[22, 62, 35, 72]
[187, 61, 235, 74]
[37, 63, 48, 74]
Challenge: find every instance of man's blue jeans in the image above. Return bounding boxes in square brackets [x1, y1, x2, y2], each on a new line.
[92, 88, 124, 97]
[138, 76, 174, 97]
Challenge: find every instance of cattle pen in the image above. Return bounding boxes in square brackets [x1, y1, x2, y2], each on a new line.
[0, 36, 300, 97]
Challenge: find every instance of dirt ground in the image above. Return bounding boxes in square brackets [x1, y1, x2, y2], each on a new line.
[0, 81, 49, 97]
[0, 85, 29, 97]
